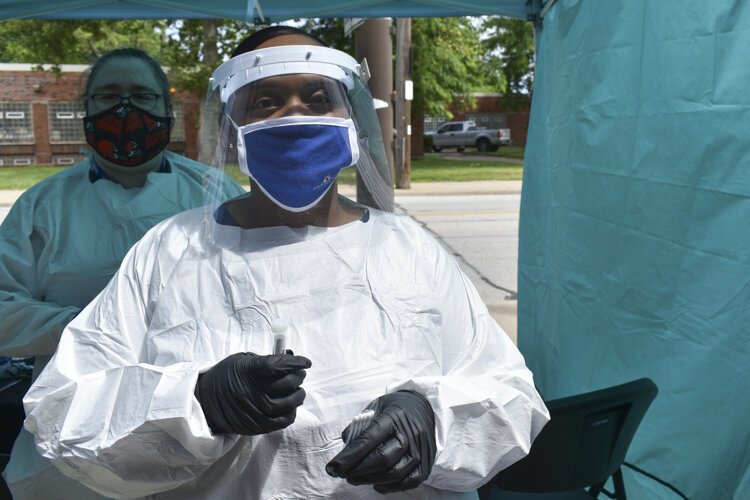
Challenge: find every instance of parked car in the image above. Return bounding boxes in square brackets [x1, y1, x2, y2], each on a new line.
[431, 120, 511, 152]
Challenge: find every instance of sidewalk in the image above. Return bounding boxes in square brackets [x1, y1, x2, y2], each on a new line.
[0, 190, 24, 207]
[0, 180, 522, 206]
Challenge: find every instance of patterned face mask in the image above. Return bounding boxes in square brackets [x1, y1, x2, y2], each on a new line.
[83, 103, 171, 166]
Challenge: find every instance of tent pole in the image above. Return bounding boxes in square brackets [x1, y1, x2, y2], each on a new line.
[539, 0, 558, 20]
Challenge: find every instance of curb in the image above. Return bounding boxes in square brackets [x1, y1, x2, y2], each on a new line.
[341, 181, 522, 198]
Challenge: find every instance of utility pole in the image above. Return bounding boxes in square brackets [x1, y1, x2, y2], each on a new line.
[198, 20, 220, 164]
[354, 19, 394, 208]
[394, 18, 412, 189]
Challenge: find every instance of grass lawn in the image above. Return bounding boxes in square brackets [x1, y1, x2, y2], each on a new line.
[0, 156, 523, 190]
[485, 146, 525, 159]
[0, 166, 68, 189]
[400, 156, 522, 182]
[205, 158, 522, 186]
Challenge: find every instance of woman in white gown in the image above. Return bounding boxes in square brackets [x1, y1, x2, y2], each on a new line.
[22, 27, 548, 500]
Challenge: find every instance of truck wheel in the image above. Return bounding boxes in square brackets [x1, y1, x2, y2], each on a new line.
[432, 146, 442, 152]
[476, 138, 491, 152]
[457, 147, 465, 153]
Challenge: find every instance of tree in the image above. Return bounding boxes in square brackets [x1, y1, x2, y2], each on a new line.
[411, 17, 491, 120]
[300, 18, 353, 56]
[298, 17, 489, 120]
[158, 20, 257, 162]
[0, 20, 165, 68]
[158, 20, 256, 94]
[482, 16, 535, 101]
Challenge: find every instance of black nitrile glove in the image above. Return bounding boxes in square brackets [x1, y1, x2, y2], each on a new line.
[325, 390, 437, 494]
[195, 352, 311, 435]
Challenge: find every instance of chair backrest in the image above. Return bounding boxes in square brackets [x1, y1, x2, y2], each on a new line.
[0, 378, 30, 457]
[494, 377, 658, 493]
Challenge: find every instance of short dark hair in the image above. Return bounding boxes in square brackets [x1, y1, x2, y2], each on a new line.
[231, 26, 328, 58]
[83, 48, 173, 119]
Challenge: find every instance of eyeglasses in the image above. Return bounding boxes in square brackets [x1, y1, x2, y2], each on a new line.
[89, 93, 162, 111]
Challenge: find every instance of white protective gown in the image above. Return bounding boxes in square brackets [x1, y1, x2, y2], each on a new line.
[0, 152, 244, 499]
[24, 205, 549, 499]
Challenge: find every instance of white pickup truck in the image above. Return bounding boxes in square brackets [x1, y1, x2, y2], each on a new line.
[429, 120, 511, 152]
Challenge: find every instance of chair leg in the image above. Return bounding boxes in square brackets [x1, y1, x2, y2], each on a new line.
[589, 480, 606, 498]
[612, 467, 627, 500]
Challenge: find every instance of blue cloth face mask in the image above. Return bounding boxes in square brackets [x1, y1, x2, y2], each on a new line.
[236, 115, 360, 212]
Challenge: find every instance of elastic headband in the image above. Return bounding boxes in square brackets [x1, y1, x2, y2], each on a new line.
[210, 45, 370, 103]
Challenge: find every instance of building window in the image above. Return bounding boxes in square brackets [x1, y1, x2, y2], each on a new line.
[423, 115, 448, 133]
[466, 113, 507, 129]
[0, 102, 34, 144]
[171, 103, 185, 142]
[54, 156, 76, 165]
[1, 157, 35, 166]
[0, 156, 34, 167]
[49, 102, 86, 144]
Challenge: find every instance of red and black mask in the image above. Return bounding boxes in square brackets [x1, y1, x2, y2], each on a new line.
[84, 104, 171, 166]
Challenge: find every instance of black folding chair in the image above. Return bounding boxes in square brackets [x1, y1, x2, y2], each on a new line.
[478, 378, 658, 500]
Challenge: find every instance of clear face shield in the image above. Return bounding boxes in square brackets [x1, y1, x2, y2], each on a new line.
[202, 44, 393, 224]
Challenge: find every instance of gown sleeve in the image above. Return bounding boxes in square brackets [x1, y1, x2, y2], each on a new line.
[0, 193, 80, 357]
[22, 225, 238, 498]
[387, 228, 550, 492]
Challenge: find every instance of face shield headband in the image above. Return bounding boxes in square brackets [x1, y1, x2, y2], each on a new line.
[210, 45, 370, 105]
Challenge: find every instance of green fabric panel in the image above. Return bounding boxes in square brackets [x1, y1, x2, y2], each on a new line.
[519, 1, 750, 498]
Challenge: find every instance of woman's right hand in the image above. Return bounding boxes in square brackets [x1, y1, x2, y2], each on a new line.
[195, 352, 311, 435]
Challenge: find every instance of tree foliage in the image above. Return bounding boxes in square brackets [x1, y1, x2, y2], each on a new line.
[0, 20, 165, 69]
[0, 19, 260, 92]
[159, 20, 257, 93]
[300, 18, 353, 56]
[482, 16, 535, 96]
[411, 17, 495, 119]
[297, 18, 492, 119]
[0, 17, 531, 104]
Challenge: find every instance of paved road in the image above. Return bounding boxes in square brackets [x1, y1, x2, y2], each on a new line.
[395, 193, 520, 342]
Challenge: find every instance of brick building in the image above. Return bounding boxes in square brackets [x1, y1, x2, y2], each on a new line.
[0, 63, 200, 167]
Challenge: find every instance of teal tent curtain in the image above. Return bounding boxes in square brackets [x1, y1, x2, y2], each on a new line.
[0, 0, 531, 22]
[519, 0, 750, 498]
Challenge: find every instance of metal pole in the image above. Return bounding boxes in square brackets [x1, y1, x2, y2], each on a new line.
[394, 18, 412, 189]
[354, 18, 394, 207]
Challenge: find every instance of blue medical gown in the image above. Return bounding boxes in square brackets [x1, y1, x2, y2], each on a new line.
[0, 151, 244, 499]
